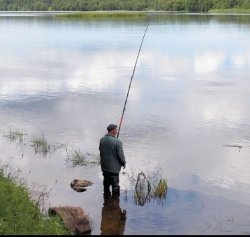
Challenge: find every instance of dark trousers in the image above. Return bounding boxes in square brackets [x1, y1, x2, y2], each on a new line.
[102, 172, 120, 198]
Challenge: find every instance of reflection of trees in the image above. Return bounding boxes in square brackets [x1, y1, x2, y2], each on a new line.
[100, 197, 126, 235]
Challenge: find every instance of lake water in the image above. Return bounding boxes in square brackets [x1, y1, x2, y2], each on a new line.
[1, 12, 250, 235]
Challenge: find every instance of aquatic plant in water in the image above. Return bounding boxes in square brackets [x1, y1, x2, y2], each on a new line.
[66, 148, 100, 167]
[124, 168, 168, 205]
[152, 178, 168, 200]
[148, 168, 168, 201]
[3, 129, 26, 143]
[30, 134, 51, 156]
[66, 148, 87, 167]
[86, 153, 101, 166]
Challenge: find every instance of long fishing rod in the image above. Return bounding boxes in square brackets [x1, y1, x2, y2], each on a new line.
[117, 22, 149, 138]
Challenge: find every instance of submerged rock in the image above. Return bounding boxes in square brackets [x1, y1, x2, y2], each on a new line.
[70, 179, 93, 192]
[48, 206, 91, 235]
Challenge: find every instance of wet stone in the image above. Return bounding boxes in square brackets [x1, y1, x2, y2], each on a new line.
[70, 179, 93, 192]
[48, 206, 91, 235]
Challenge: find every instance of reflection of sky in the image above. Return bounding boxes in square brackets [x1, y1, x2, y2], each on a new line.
[1, 15, 250, 220]
[1, 47, 250, 100]
[0, 49, 134, 100]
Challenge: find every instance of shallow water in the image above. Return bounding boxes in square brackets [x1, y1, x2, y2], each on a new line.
[0, 12, 250, 234]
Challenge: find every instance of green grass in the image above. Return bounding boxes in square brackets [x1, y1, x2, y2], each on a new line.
[0, 169, 68, 235]
[55, 10, 250, 21]
[209, 8, 250, 14]
[55, 11, 148, 20]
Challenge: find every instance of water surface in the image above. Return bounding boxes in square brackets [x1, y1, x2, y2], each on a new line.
[1, 12, 250, 235]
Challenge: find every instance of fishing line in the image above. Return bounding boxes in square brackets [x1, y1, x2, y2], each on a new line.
[117, 21, 149, 138]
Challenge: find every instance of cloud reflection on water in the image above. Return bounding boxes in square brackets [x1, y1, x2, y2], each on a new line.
[1, 46, 250, 101]
[1, 14, 250, 235]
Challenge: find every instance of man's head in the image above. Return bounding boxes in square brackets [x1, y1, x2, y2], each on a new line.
[107, 124, 118, 136]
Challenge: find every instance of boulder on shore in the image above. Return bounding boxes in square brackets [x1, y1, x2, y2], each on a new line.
[48, 206, 91, 235]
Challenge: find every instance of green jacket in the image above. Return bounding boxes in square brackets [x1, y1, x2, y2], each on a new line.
[99, 134, 126, 175]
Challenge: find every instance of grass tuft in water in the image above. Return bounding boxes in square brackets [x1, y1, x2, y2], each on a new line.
[152, 178, 168, 200]
[30, 134, 51, 156]
[124, 168, 168, 205]
[147, 168, 168, 201]
[86, 152, 101, 166]
[66, 148, 100, 167]
[66, 148, 87, 167]
[3, 129, 26, 143]
[51, 143, 68, 152]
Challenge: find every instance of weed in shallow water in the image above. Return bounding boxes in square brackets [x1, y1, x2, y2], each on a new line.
[30, 134, 51, 156]
[3, 129, 26, 143]
[123, 168, 168, 205]
[66, 148, 87, 167]
[66, 148, 100, 167]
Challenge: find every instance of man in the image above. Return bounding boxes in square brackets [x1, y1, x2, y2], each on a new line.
[99, 124, 126, 199]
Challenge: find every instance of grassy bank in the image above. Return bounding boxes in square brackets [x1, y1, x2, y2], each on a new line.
[54, 10, 250, 20]
[55, 11, 149, 20]
[0, 171, 68, 235]
[209, 8, 250, 14]
[56, 10, 147, 16]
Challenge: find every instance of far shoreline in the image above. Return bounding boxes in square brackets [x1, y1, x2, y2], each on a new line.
[0, 9, 250, 15]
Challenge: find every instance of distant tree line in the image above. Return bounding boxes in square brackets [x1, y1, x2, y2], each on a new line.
[0, 0, 250, 12]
